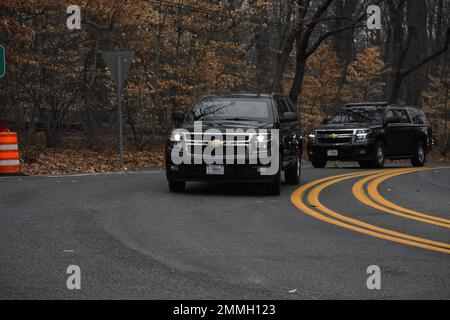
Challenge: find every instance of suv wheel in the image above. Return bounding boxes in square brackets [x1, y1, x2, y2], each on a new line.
[411, 142, 426, 167]
[266, 170, 281, 195]
[311, 159, 327, 168]
[168, 180, 186, 192]
[371, 142, 385, 168]
[285, 157, 301, 185]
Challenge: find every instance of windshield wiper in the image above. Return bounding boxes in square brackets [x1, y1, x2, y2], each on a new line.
[223, 117, 259, 122]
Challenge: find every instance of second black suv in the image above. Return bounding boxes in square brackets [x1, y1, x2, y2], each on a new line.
[166, 93, 303, 195]
[307, 102, 432, 168]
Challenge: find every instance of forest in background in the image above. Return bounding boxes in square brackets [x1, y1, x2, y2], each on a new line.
[0, 0, 449, 174]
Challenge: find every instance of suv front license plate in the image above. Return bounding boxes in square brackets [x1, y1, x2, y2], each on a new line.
[327, 149, 338, 156]
[206, 165, 224, 175]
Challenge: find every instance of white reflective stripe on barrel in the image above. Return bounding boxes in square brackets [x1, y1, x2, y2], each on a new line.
[0, 144, 18, 151]
[0, 160, 20, 165]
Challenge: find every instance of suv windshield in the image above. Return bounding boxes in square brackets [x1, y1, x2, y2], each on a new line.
[185, 98, 271, 122]
[328, 107, 384, 124]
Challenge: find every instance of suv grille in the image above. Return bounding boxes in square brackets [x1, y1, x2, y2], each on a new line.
[316, 130, 354, 135]
[318, 137, 352, 144]
[316, 130, 354, 145]
[185, 133, 251, 156]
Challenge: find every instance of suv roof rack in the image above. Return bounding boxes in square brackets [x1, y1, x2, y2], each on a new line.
[390, 104, 422, 109]
[201, 92, 280, 98]
[344, 102, 389, 108]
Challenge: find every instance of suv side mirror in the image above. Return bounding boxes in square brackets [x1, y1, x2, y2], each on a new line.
[322, 118, 330, 125]
[172, 111, 185, 122]
[280, 112, 298, 122]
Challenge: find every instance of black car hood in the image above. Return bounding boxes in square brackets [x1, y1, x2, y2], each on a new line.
[316, 123, 382, 130]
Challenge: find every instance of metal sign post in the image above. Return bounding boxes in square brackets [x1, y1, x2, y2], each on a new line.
[102, 51, 134, 166]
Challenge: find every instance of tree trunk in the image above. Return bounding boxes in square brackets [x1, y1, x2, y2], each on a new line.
[389, 72, 403, 104]
[255, 30, 276, 92]
[333, 0, 357, 65]
[384, 0, 406, 103]
[272, 30, 297, 93]
[404, 0, 427, 105]
[289, 48, 307, 106]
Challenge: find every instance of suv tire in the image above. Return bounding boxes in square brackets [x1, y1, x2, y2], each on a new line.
[311, 159, 327, 168]
[168, 180, 186, 192]
[411, 142, 426, 167]
[285, 157, 300, 185]
[371, 141, 385, 168]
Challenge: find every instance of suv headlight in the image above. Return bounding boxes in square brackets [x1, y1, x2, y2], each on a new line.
[170, 131, 184, 142]
[355, 129, 371, 141]
[308, 130, 317, 143]
[169, 131, 185, 147]
[256, 133, 270, 144]
[251, 132, 270, 154]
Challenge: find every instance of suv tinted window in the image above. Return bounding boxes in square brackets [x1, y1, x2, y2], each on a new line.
[275, 98, 289, 117]
[387, 109, 411, 124]
[329, 107, 384, 124]
[285, 97, 295, 112]
[420, 111, 428, 124]
[409, 108, 424, 124]
[186, 98, 272, 122]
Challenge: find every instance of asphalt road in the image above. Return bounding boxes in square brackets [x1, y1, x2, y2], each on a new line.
[0, 163, 449, 299]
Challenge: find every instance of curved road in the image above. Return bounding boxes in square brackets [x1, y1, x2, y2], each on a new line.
[0, 164, 449, 299]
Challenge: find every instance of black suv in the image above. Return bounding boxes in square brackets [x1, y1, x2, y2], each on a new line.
[307, 102, 432, 168]
[165, 93, 303, 195]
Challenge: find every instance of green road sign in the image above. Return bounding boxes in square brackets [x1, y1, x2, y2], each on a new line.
[0, 46, 5, 78]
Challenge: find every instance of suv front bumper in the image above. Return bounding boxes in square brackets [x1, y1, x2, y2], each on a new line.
[165, 143, 281, 182]
[307, 143, 373, 161]
[166, 164, 277, 183]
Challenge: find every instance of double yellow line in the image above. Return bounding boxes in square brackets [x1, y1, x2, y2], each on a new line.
[291, 167, 450, 254]
[353, 169, 450, 228]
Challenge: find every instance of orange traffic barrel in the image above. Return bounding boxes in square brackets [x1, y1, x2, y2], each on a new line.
[0, 131, 21, 174]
